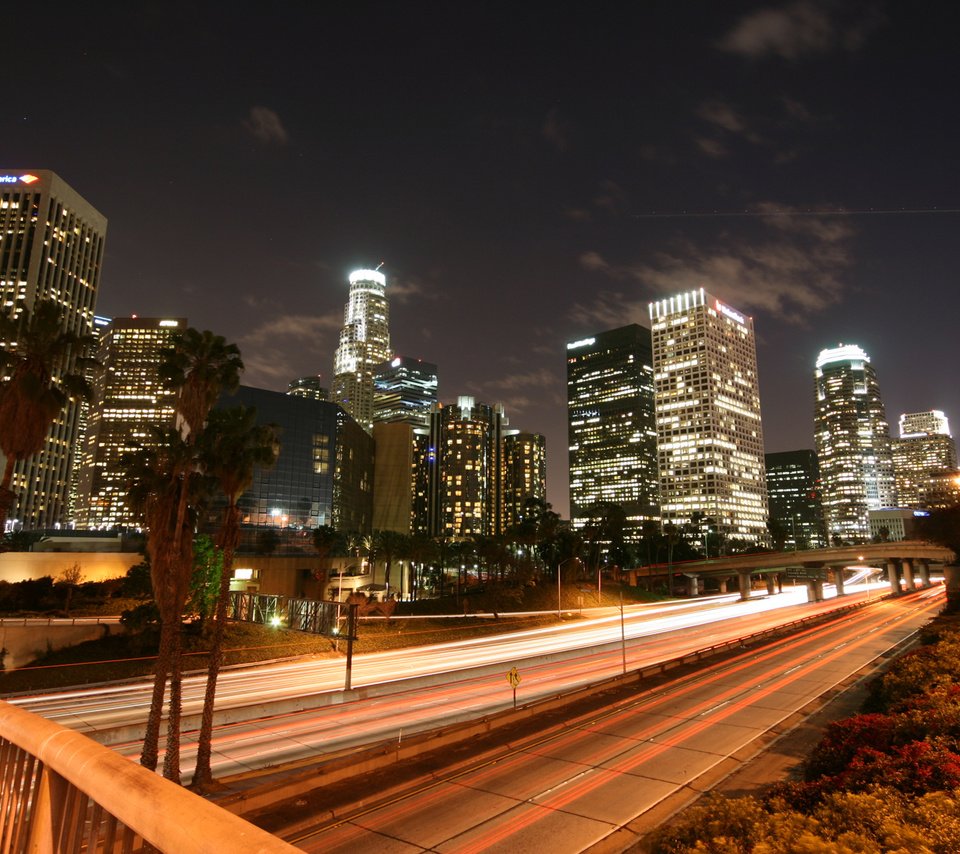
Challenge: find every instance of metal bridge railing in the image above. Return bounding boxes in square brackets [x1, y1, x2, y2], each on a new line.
[0, 701, 298, 853]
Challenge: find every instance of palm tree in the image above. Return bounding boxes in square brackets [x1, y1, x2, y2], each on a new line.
[0, 300, 96, 527]
[122, 430, 205, 778]
[160, 329, 243, 438]
[374, 529, 410, 595]
[126, 328, 244, 782]
[191, 406, 278, 791]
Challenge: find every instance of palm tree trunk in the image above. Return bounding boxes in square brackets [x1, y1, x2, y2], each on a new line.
[162, 625, 184, 783]
[191, 503, 240, 790]
[141, 614, 175, 771]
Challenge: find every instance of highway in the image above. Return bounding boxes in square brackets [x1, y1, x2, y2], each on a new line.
[284, 587, 942, 853]
[6, 581, 907, 782]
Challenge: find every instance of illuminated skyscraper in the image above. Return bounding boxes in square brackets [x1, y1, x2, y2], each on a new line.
[287, 376, 328, 401]
[373, 356, 438, 426]
[502, 430, 547, 531]
[0, 170, 107, 530]
[649, 289, 768, 545]
[566, 325, 659, 541]
[331, 268, 391, 433]
[410, 397, 542, 538]
[765, 450, 827, 549]
[814, 344, 896, 541]
[74, 317, 186, 528]
[892, 409, 958, 509]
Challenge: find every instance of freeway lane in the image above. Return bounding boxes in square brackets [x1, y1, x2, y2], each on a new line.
[286, 588, 942, 853]
[8, 582, 895, 781]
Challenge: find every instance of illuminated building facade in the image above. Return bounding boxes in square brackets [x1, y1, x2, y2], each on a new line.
[373, 356, 438, 426]
[892, 409, 958, 509]
[649, 289, 768, 544]
[566, 325, 658, 541]
[287, 376, 328, 401]
[0, 170, 107, 530]
[74, 317, 186, 529]
[331, 268, 391, 433]
[764, 450, 827, 549]
[212, 386, 373, 534]
[502, 431, 547, 531]
[410, 397, 541, 538]
[814, 344, 896, 542]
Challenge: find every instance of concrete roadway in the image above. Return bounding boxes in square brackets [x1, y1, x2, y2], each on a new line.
[7, 581, 898, 783]
[283, 588, 943, 853]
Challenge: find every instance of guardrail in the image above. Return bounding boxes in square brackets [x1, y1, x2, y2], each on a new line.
[0, 616, 120, 626]
[0, 701, 298, 853]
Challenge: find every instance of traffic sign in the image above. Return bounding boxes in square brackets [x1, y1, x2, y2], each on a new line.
[507, 667, 521, 688]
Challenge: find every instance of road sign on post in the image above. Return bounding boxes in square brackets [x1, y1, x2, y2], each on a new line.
[507, 667, 521, 708]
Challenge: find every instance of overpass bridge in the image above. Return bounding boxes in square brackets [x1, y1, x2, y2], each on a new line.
[623, 540, 956, 602]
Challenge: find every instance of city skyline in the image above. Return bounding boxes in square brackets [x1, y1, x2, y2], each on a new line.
[5, 4, 960, 516]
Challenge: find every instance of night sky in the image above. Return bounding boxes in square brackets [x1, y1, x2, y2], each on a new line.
[7, 2, 960, 516]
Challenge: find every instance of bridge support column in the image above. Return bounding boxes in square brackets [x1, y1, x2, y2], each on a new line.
[918, 560, 931, 588]
[945, 565, 960, 613]
[738, 571, 752, 601]
[765, 575, 776, 595]
[684, 574, 700, 597]
[805, 578, 824, 602]
[887, 560, 902, 594]
[901, 559, 915, 591]
[718, 577, 728, 593]
[833, 566, 845, 596]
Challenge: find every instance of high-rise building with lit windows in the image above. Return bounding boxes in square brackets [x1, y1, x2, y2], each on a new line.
[765, 450, 827, 549]
[74, 317, 185, 529]
[566, 325, 658, 541]
[287, 376, 328, 401]
[0, 169, 107, 530]
[410, 397, 543, 539]
[373, 356, 438, 426]
[502, 430, 547, 531]
[649, 289, 768, 544]
[892, 409, 958, 509]
[814, 344, 896, 542]
[212, 386, 373, 534]
[331, 268, 391, 433]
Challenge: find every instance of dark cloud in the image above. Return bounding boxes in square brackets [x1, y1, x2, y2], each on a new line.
[243, 106, 289, 145]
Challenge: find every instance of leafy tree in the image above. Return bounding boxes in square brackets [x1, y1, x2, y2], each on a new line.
[121, 560, 153, 599]
[255, 528, 280, 555]
[189, 535, 223, 625]
[191, 405, 278, 791]
[56, 562, 84, 614]
[0, 300, 96, 528]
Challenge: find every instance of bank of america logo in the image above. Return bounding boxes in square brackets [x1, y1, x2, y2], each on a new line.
[19, 174, 39, 184]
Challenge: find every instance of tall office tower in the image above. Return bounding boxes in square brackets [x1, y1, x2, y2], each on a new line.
[566, 325, 659, 541]
[649, 290, 768, 545]
[287, 376, 328, 401]
[900, 410, 951, 438]
[411, 397, 509, 538]
[211, 387, 373, 534]
[0, 170, 107, 530]
[892, 409, 958, 509]
[74, 317, 186, 529]
[502, 430, 547, 531]
[331, 268, 391, 433]
[373, 356, 438, 426]
[814, 344, 896, 542]
[67, 314, 112, 520]
[764, 450, 827, 550]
